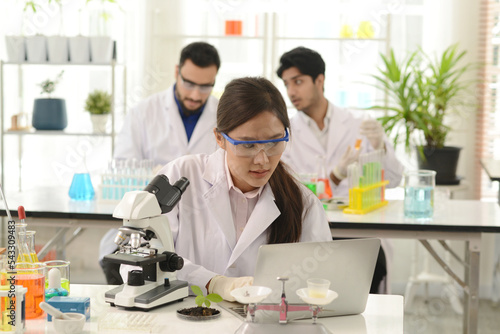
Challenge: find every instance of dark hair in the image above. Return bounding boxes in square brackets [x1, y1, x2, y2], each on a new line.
[179, 42, 221, 70]
[216, 77, 304, 244]
[276, 47, 325, 82]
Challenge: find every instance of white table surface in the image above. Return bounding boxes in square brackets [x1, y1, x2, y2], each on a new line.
[25, 284, 404, 334]
[327, 199, 500, 334]
[327, 199, 500, 232]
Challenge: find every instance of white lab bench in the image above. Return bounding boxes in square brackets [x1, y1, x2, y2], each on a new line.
[327, 199, 500, 334]
[25, 284, 404, 333]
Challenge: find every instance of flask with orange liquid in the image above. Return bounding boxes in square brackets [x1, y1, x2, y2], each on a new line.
[316, 155, 333, 200]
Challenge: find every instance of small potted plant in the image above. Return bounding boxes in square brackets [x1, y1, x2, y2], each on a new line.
[177, 285, 222, 320]
[369, 44, 474, 184]
[84, 90, 112, 133]
[32, 70, 67, 130]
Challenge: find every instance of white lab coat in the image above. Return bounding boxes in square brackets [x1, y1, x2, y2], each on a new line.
[158, 149, 332, 293]
[114, 85, 219, 166]
[281, 101, 403, 197]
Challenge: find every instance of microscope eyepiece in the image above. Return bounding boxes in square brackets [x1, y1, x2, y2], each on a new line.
[144, 175, 190, 214]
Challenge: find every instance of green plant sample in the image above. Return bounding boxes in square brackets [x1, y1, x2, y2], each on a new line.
[191, 285, 223, 308]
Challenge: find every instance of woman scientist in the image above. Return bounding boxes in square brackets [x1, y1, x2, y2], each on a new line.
[158, 77, 332, 301]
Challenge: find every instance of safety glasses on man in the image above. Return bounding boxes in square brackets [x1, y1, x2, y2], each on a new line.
[221, 129, 289, 157]
[179, 73, 215, 94]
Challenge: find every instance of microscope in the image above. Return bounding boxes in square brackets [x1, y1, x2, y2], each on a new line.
[103, 174, 190, 310]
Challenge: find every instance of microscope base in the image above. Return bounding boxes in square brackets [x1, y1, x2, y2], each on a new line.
[105, 279, 189, 310]
[235, 322, 332, 334]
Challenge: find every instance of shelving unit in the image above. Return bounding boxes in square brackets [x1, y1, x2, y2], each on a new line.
[270, 12, 392, 112]
[0, 60, 126, 191]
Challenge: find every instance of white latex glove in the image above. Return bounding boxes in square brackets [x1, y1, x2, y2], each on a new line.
[359, 119, 384, 150]
[208, 275, 254, 302]
[332, 146, 361, 180]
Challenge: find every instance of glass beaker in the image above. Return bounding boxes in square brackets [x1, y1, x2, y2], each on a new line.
[14, 262, 46, 319]
[68, 173, 95, 200]
[298, 173, 318, 195]
[43, 260, 70, 294]
[404, 170, 436, 219]
[18, 231, 38, 263]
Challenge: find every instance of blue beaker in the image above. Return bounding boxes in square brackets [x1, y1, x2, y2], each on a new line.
[68, 173, 95, 200]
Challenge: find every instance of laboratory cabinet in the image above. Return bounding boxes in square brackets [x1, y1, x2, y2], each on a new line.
[0, 60, 126, 191]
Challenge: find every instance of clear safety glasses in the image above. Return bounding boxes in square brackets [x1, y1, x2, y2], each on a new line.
[221, 129, 289, 157]
[179, 73, 215, 94]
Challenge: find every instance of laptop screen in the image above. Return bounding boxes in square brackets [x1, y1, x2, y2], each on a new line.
[252, 238, 380, 319]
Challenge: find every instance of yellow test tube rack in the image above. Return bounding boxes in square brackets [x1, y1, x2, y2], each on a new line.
[343, 180, 389, 214]
[343, 149, 389, 214]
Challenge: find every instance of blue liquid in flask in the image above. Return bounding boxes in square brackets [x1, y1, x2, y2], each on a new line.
[69, 173, 95, 200]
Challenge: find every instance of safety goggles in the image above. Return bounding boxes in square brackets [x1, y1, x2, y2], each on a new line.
[179, 73, 215, 94]
[221, 128, 289, 157]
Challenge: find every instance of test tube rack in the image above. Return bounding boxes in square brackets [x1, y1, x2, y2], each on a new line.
[98, 172, 152, 203]
[343, 149, 389, 215]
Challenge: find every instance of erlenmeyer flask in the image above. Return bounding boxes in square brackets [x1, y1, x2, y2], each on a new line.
[16, 223, 32, 263]
[68, 154, 95, 200]
[316, 155, 333, 200]
[19, 231, 39, 263]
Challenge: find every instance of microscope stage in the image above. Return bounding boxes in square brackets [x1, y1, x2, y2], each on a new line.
[104, 253, 167, 266]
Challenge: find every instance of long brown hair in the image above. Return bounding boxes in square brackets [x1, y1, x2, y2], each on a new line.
[216, 77, 304, 244]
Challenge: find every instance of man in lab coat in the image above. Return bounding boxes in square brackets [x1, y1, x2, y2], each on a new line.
[277, 47, 403, 293]
[114, 41, 220, 166]
[101, 42, 221, 284]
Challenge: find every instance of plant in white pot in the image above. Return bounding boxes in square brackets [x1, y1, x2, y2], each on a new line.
[84, 90, 111, 133]
[32, 70, 67, 130]
[369, 44, 475, 185]
[23, 1, 48, 63]
[86, 0, 122, 63]
[5, 1, 39, 63]
[47, 0, 69, 63]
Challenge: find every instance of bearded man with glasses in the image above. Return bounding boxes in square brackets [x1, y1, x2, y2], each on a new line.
[114, 41, 220, 167]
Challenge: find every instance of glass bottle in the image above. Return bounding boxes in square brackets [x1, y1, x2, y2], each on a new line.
[316, 155, 333, 200]
[16, 223, 31, 263]
[19, 231, 39, 263]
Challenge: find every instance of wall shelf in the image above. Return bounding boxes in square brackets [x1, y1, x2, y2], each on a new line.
[0, 60, 126, 191]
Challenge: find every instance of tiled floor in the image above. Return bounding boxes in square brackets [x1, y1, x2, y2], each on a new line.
[404, 297, 500, 334]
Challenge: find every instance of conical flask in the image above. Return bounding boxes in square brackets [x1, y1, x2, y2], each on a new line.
[19, 231, 39, 263]
[316, 155, 333, 200]
[16, 223, 32, 263]
[68, 154, 95, 200]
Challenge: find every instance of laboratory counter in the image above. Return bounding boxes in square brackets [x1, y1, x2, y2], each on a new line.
[0, 186, 116, 222]
[26, 284, 404, 333]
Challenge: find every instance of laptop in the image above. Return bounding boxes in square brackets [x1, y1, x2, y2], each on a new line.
[251, 238, 380, 321]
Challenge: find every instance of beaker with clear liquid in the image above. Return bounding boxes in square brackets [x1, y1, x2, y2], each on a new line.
[404, 170, 436, 219]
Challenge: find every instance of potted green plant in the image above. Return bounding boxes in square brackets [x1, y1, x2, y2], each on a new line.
[32, 71, 67, 130]
[84, 90, 112, 133]
[177, 285, 222, 320]
[369, 44, 474, 185]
